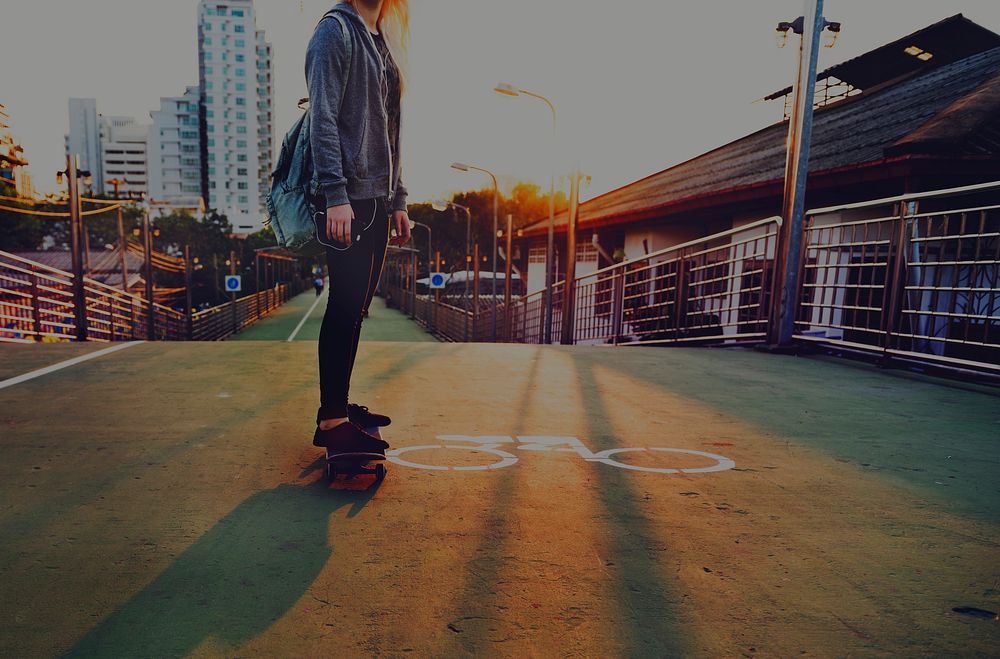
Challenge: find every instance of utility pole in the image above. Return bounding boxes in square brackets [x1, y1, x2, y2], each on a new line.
[143, 207, 156, 340]
[108, 179, 130, 293]
[504, 213, 513, 341]
[560, 168, 583, 345]
[230, 249, 237, 335]
[65, 154, 88, 341]
[184, 244, 194, 339]
[767, 0, 839, 347]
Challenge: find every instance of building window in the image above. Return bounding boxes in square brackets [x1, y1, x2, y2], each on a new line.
[237, 139, 247, 148]
[237, 154, 247, 162]
[236, 68, 245, 77]
[235, 24, 245, 33]
[236, 111, 246, 121]
[236, 97, 246, 106]
[235, 39, 245, 48]
[235, 83, 246, 92]
[204, 37, 212, 46]
[239, 195, 248, 204]
[232, 9, 245, 16]
[236, 53, 245, 62]
[205, 52, 212, 60]
[237, 126, 247, 135]
[237, 168, 248, 176]
[238, 181, 248, 190]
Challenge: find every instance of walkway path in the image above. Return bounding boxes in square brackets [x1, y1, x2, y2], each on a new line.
[228, 289, 434, 342]
[0, 340, 996, 656]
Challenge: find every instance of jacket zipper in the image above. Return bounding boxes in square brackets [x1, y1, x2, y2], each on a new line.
[358, 23, 393, 201]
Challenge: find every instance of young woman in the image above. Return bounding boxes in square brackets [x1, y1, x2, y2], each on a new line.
[305, 0, 411, 453]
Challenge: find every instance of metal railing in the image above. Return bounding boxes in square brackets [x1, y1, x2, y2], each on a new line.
[1, 249, 305, 343]
[796, 181, 1000, 372]
[379, 181, 999, 374]
[191, 284, 295, 341]
[494, 218, 779, 346]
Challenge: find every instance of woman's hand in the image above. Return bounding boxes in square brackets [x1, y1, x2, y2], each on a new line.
[390, 209, 411, 247]
[326, 203, 354, 245]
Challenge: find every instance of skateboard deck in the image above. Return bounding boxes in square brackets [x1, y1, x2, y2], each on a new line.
[325, 427, 387, 481]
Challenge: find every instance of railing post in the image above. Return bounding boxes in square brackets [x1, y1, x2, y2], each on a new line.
[410, 251, 417, 319]
[29, 266, 42, 342]
[473, 243, 480, 341]
[880, 201, 914, 365]
[611, 266, 624, 346]
[674, 252, 688, 339]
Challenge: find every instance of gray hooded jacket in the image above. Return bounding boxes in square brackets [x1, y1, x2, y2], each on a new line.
[305, 2, 408, 211]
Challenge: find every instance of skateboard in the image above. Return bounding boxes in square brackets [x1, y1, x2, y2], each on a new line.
[325, 427, 387, 482]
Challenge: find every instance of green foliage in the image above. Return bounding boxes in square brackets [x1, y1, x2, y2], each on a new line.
[405, 182, 568, 274]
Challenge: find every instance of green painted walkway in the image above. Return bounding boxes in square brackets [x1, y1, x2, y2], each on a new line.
[0, 340, 997, 656]
[229, 289, 434, 342]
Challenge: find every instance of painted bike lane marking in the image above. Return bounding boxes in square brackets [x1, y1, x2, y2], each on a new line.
[386, 435, 736, 474]
[0, 341, 144, 391]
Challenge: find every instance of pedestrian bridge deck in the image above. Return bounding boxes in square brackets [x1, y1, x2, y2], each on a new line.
[0, 306, 997, 656]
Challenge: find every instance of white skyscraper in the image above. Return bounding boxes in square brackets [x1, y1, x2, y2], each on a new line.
[147, 86, 204, 216]
[197, 0, 274, 233]
[256, 29, 274, 213]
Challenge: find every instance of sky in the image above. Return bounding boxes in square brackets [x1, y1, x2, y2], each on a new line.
[5, 1, 1000, 205]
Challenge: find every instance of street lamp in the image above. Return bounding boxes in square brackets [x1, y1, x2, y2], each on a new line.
[433, 198, 473, 341]
[451, 161, 499, 342]
[410, 220, 433, 273]
[494, 82, 557, 344]
[767, 1, 840, 347]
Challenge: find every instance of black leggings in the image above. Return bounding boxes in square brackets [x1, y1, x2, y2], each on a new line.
[317, 196, 390, 421]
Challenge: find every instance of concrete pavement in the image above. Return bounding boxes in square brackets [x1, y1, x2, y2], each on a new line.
[0, 339, 997, 656]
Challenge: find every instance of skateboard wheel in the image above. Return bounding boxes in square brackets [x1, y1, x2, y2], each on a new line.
[375, 463, 386, 481]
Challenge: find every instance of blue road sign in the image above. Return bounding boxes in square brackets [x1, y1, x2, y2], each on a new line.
[224, 275, 242, 292]
[429, 273, 446, 289]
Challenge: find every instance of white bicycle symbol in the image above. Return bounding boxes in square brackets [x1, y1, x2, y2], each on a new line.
[387, 435, 735, 474]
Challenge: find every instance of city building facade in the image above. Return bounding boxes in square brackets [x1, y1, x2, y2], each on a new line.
[197, 0, 273, 233]
[147, 86, 205, 216]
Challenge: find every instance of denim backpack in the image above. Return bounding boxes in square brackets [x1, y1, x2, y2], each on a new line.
[264, 11, 351, 254]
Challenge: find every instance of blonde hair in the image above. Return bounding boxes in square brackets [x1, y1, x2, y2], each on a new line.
[342, 0, 410, 95]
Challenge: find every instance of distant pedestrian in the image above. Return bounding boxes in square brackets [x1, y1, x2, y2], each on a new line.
[313, 276, 324, 296]
[306, 0, 412, 454]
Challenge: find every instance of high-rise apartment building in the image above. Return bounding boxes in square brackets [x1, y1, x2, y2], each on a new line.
[65, 100, 150, 199]
[66, 98, 103, 193]
[256, 29, 274, 213]
[197, 0, 273, 233]
[147, 86, 204, 216]
[100, 116, 148, 198]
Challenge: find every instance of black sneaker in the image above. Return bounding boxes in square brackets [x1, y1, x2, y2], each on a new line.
[313, 421, 390, 453]
[347, 404, 391, 428]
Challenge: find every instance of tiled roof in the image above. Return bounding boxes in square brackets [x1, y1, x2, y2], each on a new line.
[523, 45, 1000, 235]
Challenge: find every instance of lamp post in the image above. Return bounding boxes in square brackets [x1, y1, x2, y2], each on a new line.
[495, 82, 557, 344]
[451, 162, 499, 342]
[56, 155, 92, 340]
[432, 199, 473, 341]
[410, 220, 433, 275]
[767, 1, 841, 347]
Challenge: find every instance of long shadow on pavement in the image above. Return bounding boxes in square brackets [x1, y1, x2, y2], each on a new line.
[66, 468, 374, 658]
[573, 347, 1000, 523]
[573, 355, 689, 656]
